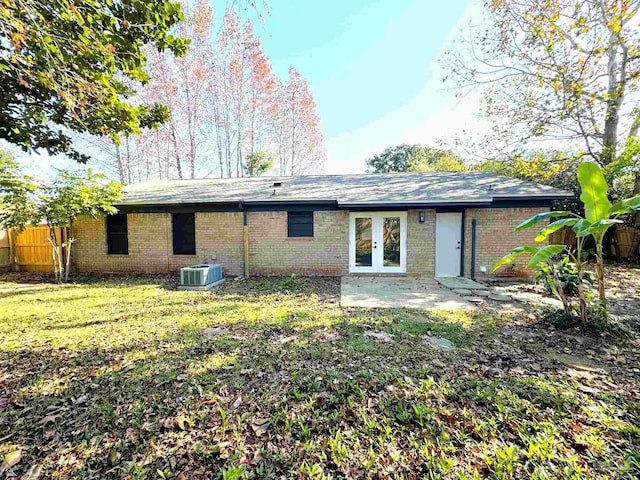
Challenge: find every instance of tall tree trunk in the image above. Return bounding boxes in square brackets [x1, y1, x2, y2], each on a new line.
[47, 223, 61, 282]
[216, 130, 225, 178]
[169, 122, 183, 179]
[250, 90, 257, 155]
[290, 121, 296, 176]
[185, 81, 196, 179]
[64, 224, 73, 283]
[115, 143, 125, 184]
[600, 25, 628, 166]
[49, 226, 57, 281]
[225, 118, 232, 178]
[156, 130, 162, 180]
[213, 96, 225, 178]
[237, 118, 242, 177]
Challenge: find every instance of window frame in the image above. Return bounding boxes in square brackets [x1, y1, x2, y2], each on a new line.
[287, 211, 314, 238]
[172, 212, 196, 255]
[106, 214, 129, 255]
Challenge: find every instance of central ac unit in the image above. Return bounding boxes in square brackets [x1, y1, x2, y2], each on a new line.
[179, 264, 224, 290]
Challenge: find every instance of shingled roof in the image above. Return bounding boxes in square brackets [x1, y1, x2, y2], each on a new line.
[119, 172, 573, 207]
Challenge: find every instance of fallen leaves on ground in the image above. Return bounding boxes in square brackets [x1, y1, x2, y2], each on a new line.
[0, 271, 638, 478]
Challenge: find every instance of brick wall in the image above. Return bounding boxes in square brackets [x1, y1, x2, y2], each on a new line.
[72, 212, 244, 276]
[406, 209, 436, 276]
[72, 206, 548, 278]
[192, 212, 244, 275]
[247, 211, 349, 276]
[463, 207, 548, 279]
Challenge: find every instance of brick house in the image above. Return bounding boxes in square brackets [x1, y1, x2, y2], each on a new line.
[72, 172, 573, 278]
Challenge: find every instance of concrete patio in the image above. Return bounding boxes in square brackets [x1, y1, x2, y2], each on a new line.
[340, 276, 476, 310]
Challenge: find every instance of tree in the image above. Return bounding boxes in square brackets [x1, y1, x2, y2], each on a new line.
[493, 162, 640, 324]
[445, 0, 640, 248]
[75, 7, 324, 181]
[143, 0, 214, 180]
[0, 154, 121, 282]
[365, 144, 418, 173]
[0, 0, 189, 163]
[366, 145, 466, 173]
[408, 147, 467, 172]
[212, 11, 280, 178]
[273, 67, 325, 176]
[477, 151, 582, 213]
[244, 150, 272, 176]
[81, 0, 214, 183]
[247, 34, 278, 158]
[0, 150, 37, 228]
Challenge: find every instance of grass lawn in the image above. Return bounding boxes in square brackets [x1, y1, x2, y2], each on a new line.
[0, 274, 638, 479]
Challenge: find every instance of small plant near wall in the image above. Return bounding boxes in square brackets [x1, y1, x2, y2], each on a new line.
[0, 154, 121, 282]
[493, 162, 640, 325]
[535, 257, 593, 297]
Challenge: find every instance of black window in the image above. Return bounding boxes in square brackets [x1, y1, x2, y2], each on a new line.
[106, 214, 128, 255]
[288, 211, 314, 237]
[173, 213, 196, 255]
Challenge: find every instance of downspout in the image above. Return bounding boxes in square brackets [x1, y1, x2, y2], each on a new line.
[470, 219, 477, 281]
[240, 201, 249, 278]
[460, 210, 465, 277]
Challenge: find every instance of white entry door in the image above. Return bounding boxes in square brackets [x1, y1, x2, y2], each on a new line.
[435, 212, 462, 277]
[349, 212, 407, 273]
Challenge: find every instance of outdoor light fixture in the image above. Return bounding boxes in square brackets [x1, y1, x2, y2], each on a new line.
[419, 211, 425, 223]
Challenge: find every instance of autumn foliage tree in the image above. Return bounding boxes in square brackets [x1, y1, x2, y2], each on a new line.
[83, 4, 325, 182]
[273, 67, 325, 176]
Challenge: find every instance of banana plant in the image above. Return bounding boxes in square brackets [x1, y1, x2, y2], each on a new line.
[493, 162, 640, 323]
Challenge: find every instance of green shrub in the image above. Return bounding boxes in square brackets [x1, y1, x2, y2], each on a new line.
[274, 274, 307, 292]
[535, 257, 592, 296]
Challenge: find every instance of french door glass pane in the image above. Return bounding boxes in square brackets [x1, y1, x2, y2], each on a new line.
[383, 217, 401, 267]
[355, 217, 373, 267]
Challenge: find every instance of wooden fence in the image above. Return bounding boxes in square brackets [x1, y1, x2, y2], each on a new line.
[548, 225, 638, 257]
[0, 226, 65, 273]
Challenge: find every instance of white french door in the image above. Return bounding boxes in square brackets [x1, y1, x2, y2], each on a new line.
[349, 212, 407, 273]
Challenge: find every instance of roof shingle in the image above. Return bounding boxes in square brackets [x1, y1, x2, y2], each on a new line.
[119, 172, 573, 206]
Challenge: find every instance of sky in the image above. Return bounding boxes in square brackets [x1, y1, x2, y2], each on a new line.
[16, 0, 486, 177]
[254, 0, 483, 173]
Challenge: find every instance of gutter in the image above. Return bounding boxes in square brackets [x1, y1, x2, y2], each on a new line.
[114, 194, 575, 213]
[338, 200, 494, 210]
[490, 193, 575, 201]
